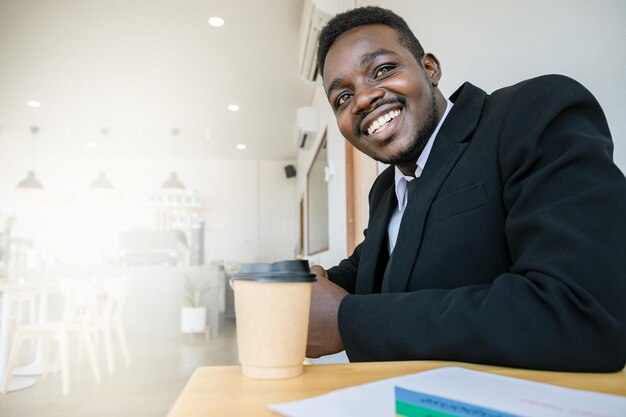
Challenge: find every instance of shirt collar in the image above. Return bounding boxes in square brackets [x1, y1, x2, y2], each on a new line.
[394, 98, 453, 203]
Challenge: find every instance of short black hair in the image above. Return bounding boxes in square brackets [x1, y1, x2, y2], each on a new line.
[316, 6, 425, 77]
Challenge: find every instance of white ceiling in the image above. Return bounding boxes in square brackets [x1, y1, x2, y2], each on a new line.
[0, 0, 316, 161]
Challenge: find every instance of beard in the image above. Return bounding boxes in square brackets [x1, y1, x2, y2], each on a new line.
[377, 86, 440, 167]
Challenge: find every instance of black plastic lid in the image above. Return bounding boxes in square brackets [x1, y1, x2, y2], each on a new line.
[232, 260, 316, 282]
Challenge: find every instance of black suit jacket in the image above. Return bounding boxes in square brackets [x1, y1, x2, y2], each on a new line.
[327, 75, 626, 371]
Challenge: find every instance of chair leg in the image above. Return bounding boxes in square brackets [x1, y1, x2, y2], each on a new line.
[41, 339, 49, 378]
[1, 331, 24, 394]
[114, 322, 131, 365]
[29, 297, 37, 325]
[16, 299, 24, 325]
[103, 326, 114, 374]
[59, 336, 70, 396]
[82, 332, 101, 382]
[76, 333, 84, 365]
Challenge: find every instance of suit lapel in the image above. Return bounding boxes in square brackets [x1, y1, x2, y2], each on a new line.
[383, 82, 488, 292]
[383, 136, 467, 292]
[355, 186, 395, 294]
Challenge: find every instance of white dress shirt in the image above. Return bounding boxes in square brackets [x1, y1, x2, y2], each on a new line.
[387, 99, 453, 253]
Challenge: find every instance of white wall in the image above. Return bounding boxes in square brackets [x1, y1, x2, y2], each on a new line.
[0, 157, 296, 266]
[298, 0, 626, 267]
[297, 87, 348, 269]
[258, 160, 299, 262]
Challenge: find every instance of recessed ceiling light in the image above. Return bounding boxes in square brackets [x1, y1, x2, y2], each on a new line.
[228, 104, 240, 112]
[86, 141, 98, 148]
[236, 144, 246, 150]
[28, 100, 41, 108]
[208, 17, 224, 27]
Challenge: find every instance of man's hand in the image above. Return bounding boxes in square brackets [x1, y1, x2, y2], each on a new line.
[306, 265, 348, 358]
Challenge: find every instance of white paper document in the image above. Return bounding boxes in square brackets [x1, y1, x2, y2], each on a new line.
[268, 366, 626, 417]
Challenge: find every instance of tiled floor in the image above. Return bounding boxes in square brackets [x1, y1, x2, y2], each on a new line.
[0, 320, 239, 417]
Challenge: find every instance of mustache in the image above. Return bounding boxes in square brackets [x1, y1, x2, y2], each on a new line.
[354, 96, 407, 137]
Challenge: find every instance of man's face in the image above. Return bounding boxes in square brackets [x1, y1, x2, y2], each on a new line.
[323, 24, 442, 170]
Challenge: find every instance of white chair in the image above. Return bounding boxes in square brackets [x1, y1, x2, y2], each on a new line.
[93, 276, 130, 374]
[1, 279, 101, 396]
[9, 284, 38, 331]
[5, 239, 39, 334]
[6, 283, 40, 376]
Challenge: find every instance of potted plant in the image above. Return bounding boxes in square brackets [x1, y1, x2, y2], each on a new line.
[180, 275, 209, 334]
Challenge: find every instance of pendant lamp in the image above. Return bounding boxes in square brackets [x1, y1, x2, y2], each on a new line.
[162, 171, 186, 191]
[89, 171, 114, 189]
[17, 126, 44, 190]
[16, 170, 44, 190]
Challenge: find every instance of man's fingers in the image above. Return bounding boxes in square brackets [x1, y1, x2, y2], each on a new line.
[310, 264, 328, 279]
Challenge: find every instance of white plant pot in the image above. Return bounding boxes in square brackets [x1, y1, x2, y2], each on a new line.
[181, 306, 207, 333]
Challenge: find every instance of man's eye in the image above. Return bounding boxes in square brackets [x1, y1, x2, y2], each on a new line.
[375, 66, 393, 78]
[336, 93, 352, 107]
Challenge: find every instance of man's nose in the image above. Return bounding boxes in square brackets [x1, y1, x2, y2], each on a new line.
[352, 85, 384, 115]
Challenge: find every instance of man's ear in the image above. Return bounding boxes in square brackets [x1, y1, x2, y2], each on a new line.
[422, 53, 442, 87]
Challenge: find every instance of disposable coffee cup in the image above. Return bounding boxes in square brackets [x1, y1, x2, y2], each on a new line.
[232, 260, 316, 379]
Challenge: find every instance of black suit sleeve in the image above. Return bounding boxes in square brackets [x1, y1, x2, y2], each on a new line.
[327, 166, 394, 294]
[337, 76, 626, 371]
[326, 242, 361, 294]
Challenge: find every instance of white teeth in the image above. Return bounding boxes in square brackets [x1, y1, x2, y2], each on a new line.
[367, 110, 401, 135]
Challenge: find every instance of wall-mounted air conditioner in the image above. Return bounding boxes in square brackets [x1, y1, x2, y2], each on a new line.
[298, 0, 355, 83]
[295, 106, 317, 148]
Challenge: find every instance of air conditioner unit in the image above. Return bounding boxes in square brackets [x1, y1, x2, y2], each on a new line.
[299, 0, 354, 82]
[295, 106, 318, 148]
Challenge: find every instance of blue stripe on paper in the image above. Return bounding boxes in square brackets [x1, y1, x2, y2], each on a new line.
[395, 386, 522, 417]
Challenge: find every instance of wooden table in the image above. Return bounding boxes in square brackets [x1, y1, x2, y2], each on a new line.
[167, 361, 626, 416]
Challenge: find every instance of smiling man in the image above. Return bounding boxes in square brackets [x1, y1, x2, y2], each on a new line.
[306, 6, 626, 371]
[324, 25, 445, 175]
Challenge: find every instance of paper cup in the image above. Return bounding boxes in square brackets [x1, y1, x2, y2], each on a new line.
[232, 260, 316, 379]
